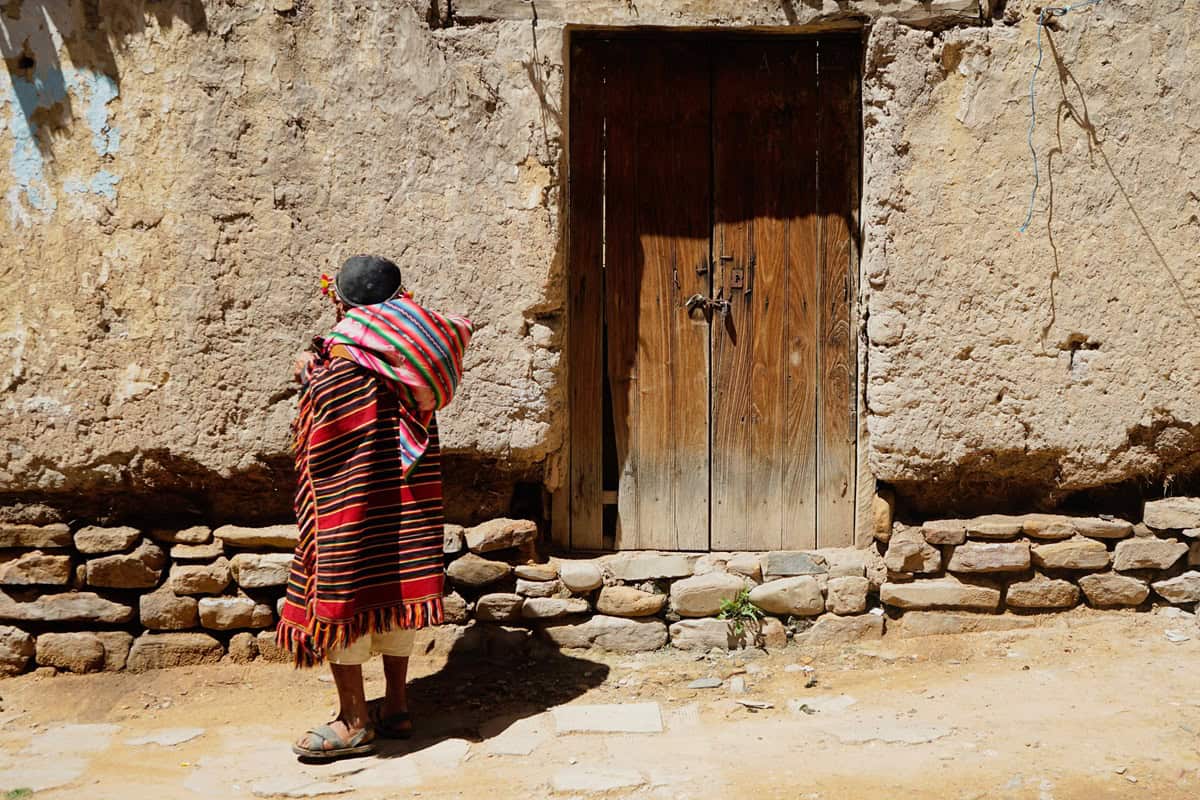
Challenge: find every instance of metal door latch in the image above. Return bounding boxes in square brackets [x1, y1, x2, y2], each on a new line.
[685, 293, 731, 317]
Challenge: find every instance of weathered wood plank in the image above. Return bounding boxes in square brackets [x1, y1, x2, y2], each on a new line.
[567, 40, 606, 550]
[817, 38, 860, 547]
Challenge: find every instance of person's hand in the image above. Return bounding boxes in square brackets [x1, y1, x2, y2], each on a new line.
[292, 351, 317, 383]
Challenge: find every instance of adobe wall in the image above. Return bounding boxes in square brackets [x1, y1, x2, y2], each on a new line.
[2, 1, 1196, 531]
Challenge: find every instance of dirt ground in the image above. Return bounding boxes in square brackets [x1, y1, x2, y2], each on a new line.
[1, 608, 1198, 800]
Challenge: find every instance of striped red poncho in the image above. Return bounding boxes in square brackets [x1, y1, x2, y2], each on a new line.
[277, 295, 473, 667]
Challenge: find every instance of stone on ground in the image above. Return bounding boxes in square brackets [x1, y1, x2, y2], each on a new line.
[170, 540, 225, 561]
[170, 558, 233, 595]
[126, 728, 206, 747]
[1018, 514, 1077, 540]
[821, 548, 869, 578]
[826, 576, 869, 615]
[551, 766, 646, 794]
[213, 524, 299, 549]
[0, 624, 34, 675]
[726, 553, 764, 581]
[880, 576, 1001, 610]
[670, 571, 750, 617]
[609, 553, 695, 581]
[1005, 575, 1080, 609]
[1078, 573, 1149, 607]
[73, 525, 140, 554]
[1112, 538, 1187, 571]
[198, 596, 274, 630]
[921, 519, 967, 545]
[884, 528, 942, 573]
[256, 630, 291, 663]
[149, 526, 213, 545]
[516, 577, 568, 598]
[668, 618, 739, 651]
[227, 631, 258, 663]
[35, 632, 106, 673]
[464, 517, 537, 553]
[0, 523, 71, 549]
[446, 553, 512, 587]
[96, 631, 134, 671]
[1073, 517, 1134, 539]
[0, 550, 72, 585]
[482, 714, 553, 756]
[1151, 571, 1200, 604]
[558, 559, 603, 592]
[128, 632, 224, 671]
[515, 562, 558, 581]
[542, 614, 667, 652]
[230, 552, 292, 588]
[946, 542, 1030, 573]
[442, 591, 470, 624]
[892, 611, 1039, 637]
[552, 702, 663, 734]
[1143, 497, 1200, 530]
[1030, 537, 1111, 570]
[763, 551, 828, 577]
[443, 523, 466, 555]
[140, 587, 200, 630]
[85, 540, 166, 589]
[873, 487, 895, 541]
[0, 589, 134, 623]
[475, 592, 525, 622]
[966, 515, 1024, 540]
[749, 576, 824, 616]
[596, 585, 667, 617]
[802, 613, 885, 645]
[521, 597, 588, 619]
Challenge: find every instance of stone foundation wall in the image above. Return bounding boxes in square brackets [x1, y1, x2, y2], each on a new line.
[4, 495, 1198, 676]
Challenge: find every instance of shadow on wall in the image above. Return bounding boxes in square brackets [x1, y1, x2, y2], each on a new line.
[0, 0, 207, 155]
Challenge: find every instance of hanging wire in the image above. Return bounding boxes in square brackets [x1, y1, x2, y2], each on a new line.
[1018, 0, 1104, 233]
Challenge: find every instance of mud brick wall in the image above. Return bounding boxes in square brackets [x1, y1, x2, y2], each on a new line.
[4, 497, 1198, 676]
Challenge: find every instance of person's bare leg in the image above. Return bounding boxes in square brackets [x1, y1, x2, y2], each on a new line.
[296, 663, 371, 750]
[381, 654, 411, 720]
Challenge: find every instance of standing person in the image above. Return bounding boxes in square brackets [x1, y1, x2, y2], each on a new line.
[279, 255, 473, 761]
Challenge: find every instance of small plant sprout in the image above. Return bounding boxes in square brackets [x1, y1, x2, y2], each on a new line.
[718, 588, 765, 641]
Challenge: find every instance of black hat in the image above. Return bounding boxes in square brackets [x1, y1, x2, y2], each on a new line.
[334, 255, 403, 307]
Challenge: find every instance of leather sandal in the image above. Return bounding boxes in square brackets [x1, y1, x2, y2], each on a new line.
[292, 723, 376, 761]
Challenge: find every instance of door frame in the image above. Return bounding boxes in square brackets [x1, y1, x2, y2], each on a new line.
[558, 28, 870, 553]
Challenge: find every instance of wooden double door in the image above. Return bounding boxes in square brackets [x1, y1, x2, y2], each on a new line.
[568, 35, 860, 551]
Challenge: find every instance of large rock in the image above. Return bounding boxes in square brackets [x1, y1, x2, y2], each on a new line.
[446, 553, 512, 588]
[0, 551, 72, 585]
[464, 518, 537, 553]
[1005, 575, 1080, 609]
[1017, 514, 1076, 541]
[0, 589, 134, 623]
[669, 572, 749, 617]
[0, 523, 71, 549]
[74, 525, 141, 554]
[748, 576, 824, 616]
[558, 560, 603, 593]
[255, 631, 292, 663]
[826, 576, 869, 615]
[819, 548, 869, 579]
[170, 558, 233, 596]
[946, 542, 1030, 573]
[609, 553, 695, 582]
[230, 552, 292, 588]
[542, 615, 668, 652]
[85, 540, 166, 589]
[516, 577, 568, 598]
[596, 586, 666, 618]
[213, 524, 299, 549]
[1073, 517, 1134, 539]
[149, 526, 213, 545]
[763, 551, 828, 578]
[726, 553, 764, 582]
[892, 612, 1039, 637]
[920, 519, 966, 545]
[965, 515, 1024, 540]
[872, 487, 895, 541]
[800, 613, 885, 646]
[1112, 538, 1187, 571]
[1078, 573, 1149, 607]
[475, 593, 525, 622]
[139, 588, 200, 630]
[35, 632, 106, 673]
[884, 528, 941, 574]
[667, 618, 744, 651]
[96, 631, 134, 671]
[1030, 537, 1111, 571]
[170, 540, 225, 561]
[1151, 572, 1200, 604]
[515, 563, 558, 581]
[1143, 497, 1200, 530]
[443, 524, 466, 555]
[521, 597, 588, 619]
[0, 625, 35, 676]
[443, 592, 470, 624]
[198, 597, 275, 630]
[879, 577, 1001, 610]
[127, 633, 225, 671]
[227, 632, 258, 664]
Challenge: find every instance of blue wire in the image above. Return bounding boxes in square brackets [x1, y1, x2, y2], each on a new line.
[1018, 0, 1104, 233]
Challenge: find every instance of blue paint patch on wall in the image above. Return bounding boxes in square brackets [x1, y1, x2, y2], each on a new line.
[63, 169, 120, 201]
[67, 70, 120, 156]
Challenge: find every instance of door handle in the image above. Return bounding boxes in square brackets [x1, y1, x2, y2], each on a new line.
[685, 293, 731, 318]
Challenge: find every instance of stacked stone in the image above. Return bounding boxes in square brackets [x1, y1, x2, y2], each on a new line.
[877, 498, 1200, 616]
[0, 522, 299, 676]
